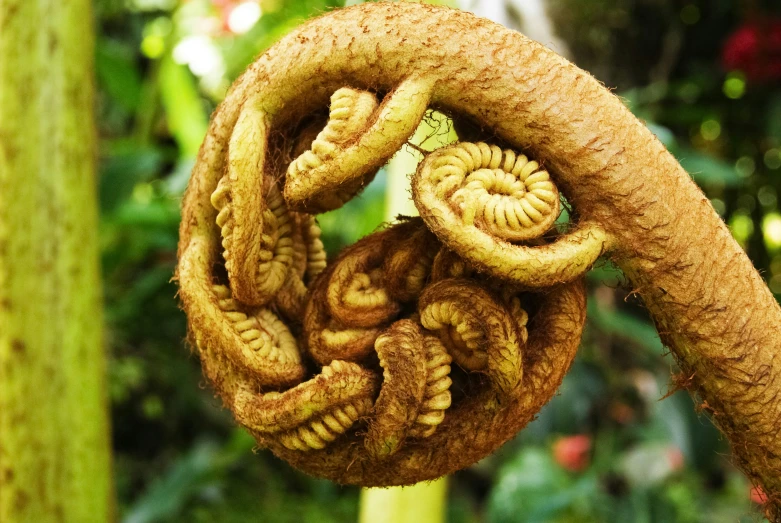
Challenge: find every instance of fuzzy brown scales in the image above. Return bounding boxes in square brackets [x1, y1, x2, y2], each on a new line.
[382, 220, 439, 302]
[234, 360, 379, 451]
[175, 3, 781, 517]
[303, 228, 407, 365]
[365, 320, 430, 459]
[287, 87, 381, 212]
[420, 279, 525, 398]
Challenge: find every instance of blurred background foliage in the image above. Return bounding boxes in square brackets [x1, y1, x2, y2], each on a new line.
[94, 0, 780, 520]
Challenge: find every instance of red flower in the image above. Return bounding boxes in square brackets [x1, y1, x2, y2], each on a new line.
[722, 18, 781, 82]
[552, 435, 592, 472]
[217, 5, 233, 33]
[665, 445, 684, 472]
[750, 485, 769, 504]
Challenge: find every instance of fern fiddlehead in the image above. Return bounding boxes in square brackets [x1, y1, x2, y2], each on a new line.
[177, 4, 781, 517]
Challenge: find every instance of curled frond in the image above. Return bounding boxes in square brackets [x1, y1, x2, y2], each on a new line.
[381, 218, 440, 302]
[178, 1, 610, 491]
[433, 142, 560, 241]
[284, 77, 435, 212]
[274, 213, 327, 321]
[300, 214, 327, 280]
[365, 320, 428, 458]
[303, 286, 384, 365]
[430, 248, 475, 282]
[419, 279, 524, 397]
[414, 142, 610, 288]
[235, 360, 379, 450]
[287, 88, 380, 212]
[212, 173, 294, 306]
[325, 230, 401, 328]
[302, 223, 426, 365]
[193, 284, 305, 387]
[408, 334, 453, 438]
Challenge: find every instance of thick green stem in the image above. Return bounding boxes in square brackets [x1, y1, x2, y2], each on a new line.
[359, 479, 448, 523]
[0, 0, 114, 521]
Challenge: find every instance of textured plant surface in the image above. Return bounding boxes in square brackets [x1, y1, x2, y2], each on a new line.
[177, 3, 781, 519]
[0, 0, 114, 521]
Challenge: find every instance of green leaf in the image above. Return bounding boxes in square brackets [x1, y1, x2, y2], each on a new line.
[521, 362, 607, 441]
[96, 38, 143, 112]
[644, 122, 677, 148]
[488, 447, 572, 523]
[487, 447, 603, 523]
[123, 432, 256, 523]
[587, 301, 664, 356]
[158, 53, 209, 157]
[675, 147, 742, 187]
[318, 170, 388, 253]
[620, 443, 683, 488]
[767, 94, 781, 143]
[99, 144, 165, 212]
[123, 440, 221, 523]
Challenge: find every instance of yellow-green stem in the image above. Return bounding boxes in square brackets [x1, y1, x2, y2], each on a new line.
[359, 479, 448, 523]
[0, 0, 114, 520]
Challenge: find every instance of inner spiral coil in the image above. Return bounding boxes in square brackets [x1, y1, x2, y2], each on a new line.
[427, 142, 560, 241]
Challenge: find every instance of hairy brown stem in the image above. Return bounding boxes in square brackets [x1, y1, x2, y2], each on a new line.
[176, 4, 781, 517]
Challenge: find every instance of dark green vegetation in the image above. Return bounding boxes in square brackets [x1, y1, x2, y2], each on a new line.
[99, 0, 780, 520]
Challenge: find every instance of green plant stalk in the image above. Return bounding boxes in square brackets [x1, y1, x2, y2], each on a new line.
[0, 0, 114, 521]
[359, 478, 448, 523]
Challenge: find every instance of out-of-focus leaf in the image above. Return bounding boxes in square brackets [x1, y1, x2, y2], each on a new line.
[645, 122, 677, 148]
[620, 84, 668, 113]
[318, 170, 388, 252]
[109, 356, 146, 403]
[101, 193, 180, 274]
[100, 144, 165, 212]
[131, 0, 177, 12]
[587, 301, 664, 355]
[448, 487, 481, 523]
[159, 53, 208, 157]
[620, 443, 682, 487]
[124, 432, 256, 523]
[113, 197, 180, 228]
[106, 265, 174, 324]
[767, 94, 781, 143]
[96, 38, 143, 111]
[675, 147, 742, 187]
[222, 0, 344, 79]
[656, 105, 713, 126]
[123, 440, 220, 523]
[163, 158, 196, 196]
[488, 447, 570, 523]
[686, 403, 729, 474]
[523, 362, 606, 440]
[586, 260, 624, 286]
[487, 447, 601, 523]
[650, 392, 693, 457]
